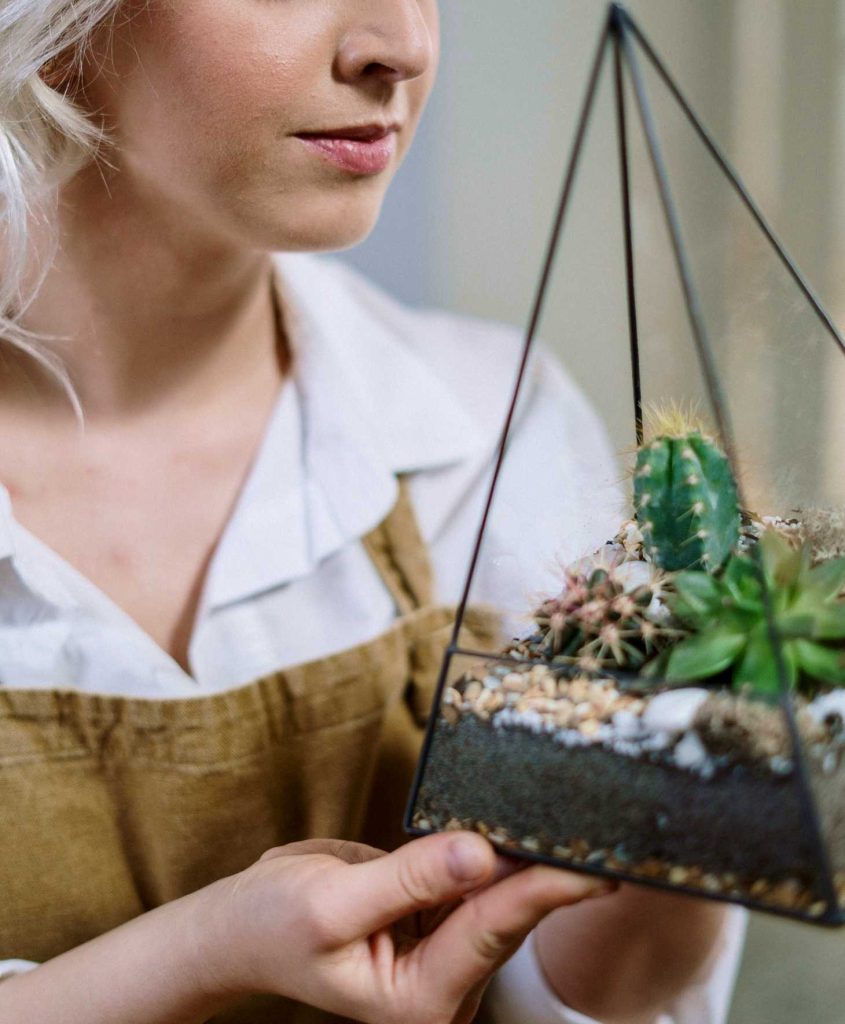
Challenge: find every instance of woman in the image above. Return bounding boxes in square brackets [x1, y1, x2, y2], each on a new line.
[0, 1, 746, 1022]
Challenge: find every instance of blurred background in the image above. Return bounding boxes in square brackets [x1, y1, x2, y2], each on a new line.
[342, 0, 845, 1020]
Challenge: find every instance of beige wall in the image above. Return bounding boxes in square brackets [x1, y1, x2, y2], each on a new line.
[420, 2, 845, 1021]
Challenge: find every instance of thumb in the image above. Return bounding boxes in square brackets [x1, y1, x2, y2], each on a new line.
[330, 832, 496, 942]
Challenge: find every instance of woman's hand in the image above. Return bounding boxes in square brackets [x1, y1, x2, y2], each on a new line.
[0, 831, 616, 1024]
[205, 832, 617, 1024]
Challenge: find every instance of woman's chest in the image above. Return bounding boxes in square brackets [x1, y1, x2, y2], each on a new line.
[0, 419, 265, 670]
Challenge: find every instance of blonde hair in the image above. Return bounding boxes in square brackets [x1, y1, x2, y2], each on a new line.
[1, 0, 123, 407]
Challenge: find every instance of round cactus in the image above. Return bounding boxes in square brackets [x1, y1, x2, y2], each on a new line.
[634, 427, 740, 573]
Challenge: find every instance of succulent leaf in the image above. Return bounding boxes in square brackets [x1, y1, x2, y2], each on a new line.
[791, 639, 845, 684]
[734, 622, 783, 696]
[661, 529, 845, 696]
[806, 557, 845, 601]
[670, 571, 723, 617]
[664, 627, 747, 681]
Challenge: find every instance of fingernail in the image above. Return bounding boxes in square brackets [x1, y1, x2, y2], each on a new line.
[447, 836, 489, 882]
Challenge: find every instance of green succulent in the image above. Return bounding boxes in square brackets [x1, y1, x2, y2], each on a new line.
[645, 530, 845, 698]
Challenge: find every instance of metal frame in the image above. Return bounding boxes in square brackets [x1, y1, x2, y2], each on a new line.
[406, 1, 845, 924]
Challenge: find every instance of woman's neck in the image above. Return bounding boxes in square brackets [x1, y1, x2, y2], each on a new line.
[7, 161, 288, 422]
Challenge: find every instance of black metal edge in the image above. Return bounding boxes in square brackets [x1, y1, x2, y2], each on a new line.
[611, 8, 644, 448]
[404, 646, 457, 832]
[445, 6, 616, 650]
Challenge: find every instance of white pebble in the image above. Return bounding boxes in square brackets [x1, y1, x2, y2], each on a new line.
[643, 688, 711, 735]
[807, 690, 845, 726]
[673, 730, 709, 771]
[612, 710, 644, 739]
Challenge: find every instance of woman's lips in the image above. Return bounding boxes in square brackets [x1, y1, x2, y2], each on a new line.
[294, 126, 397, 175]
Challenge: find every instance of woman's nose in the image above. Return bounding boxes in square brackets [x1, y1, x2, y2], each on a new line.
[334, 0, 435, 85]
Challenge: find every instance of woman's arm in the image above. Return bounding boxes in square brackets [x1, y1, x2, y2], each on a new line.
[0, 833, 615, 1024]
[534, 885, 735, 1024]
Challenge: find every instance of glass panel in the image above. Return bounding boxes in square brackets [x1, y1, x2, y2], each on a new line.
[411, 18, 845, 925]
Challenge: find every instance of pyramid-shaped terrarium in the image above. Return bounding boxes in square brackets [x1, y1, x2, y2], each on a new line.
[406, 3, 845, 926]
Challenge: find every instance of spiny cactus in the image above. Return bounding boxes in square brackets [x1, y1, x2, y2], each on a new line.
[649, 530, 845, 698]
[526, 562, 684, 673]
[633, 404, 741, 573]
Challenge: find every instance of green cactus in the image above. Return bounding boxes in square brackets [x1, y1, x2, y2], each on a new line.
[634, 409, 740, 573]
[526, 563, 683, 673]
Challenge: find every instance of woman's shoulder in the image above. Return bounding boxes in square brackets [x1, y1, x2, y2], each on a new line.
[273, 251, 590, 434]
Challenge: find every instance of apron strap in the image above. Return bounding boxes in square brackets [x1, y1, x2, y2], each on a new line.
[360, 475, 434, 614]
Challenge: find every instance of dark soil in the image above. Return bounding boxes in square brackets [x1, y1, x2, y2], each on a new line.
[415, 716, 828, 887]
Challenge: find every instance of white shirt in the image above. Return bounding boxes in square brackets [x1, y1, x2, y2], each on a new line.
[0, 253, 747, 1022]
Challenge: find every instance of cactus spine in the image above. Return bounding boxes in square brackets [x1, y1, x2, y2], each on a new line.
[634, 411, 740, 573]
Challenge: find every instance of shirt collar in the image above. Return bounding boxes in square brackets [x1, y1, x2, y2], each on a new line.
[201, 253, 486, 610]
[0, 488, 14, 563]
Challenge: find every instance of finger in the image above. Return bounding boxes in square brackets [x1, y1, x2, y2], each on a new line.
[258, 838, 386, 865]
[462, 852, 527, 900]
[406, 864, 617, 1003]
[331, 832, 497, 941]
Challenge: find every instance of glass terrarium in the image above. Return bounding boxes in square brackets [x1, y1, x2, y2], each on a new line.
[406, 3, 845, 926]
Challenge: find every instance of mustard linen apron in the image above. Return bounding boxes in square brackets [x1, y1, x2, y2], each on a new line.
[0, 478, 500, 1023]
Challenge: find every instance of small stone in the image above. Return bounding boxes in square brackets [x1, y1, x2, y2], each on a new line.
[673, 730, 709, 771]
[750, 879, 770, 898]
[445, 818, 463, 831]
[488, 830, 509, 845]
[441, 704, 459, 726]
[568, 679, 590, 702]
[769, 755, 793, 776]
[475, 689, 499, 712]
[586, 849, 608, 865]
[809, 901, 828, 917]
[570, 838, 590, 859]
[521, 836, 541, 852]
[669, 866, 689, 885]
[416, 818, 431, 830]
[807, 690, 845, 728]
[767, 878, 803, 908]
[643, 688, 711, 735]
[637, 858, 664, 879]
[555, 703, 575, 728]
[612, 710, 643, 739]
[823, 751, 838, 775]
[553, 845, 573, 859]
[574, 702, 594, 721]
[483, 675, 500, 690]
[701, 874, 721, 892]
[464, 681, 482, 703]
[502, 673, 528, 692]
[443, 687, 460, 705]
[476, 821, 491, 837]
[580, 719, 600, 737]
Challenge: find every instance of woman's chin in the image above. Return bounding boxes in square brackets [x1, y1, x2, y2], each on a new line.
[253, 191, 387, 254]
